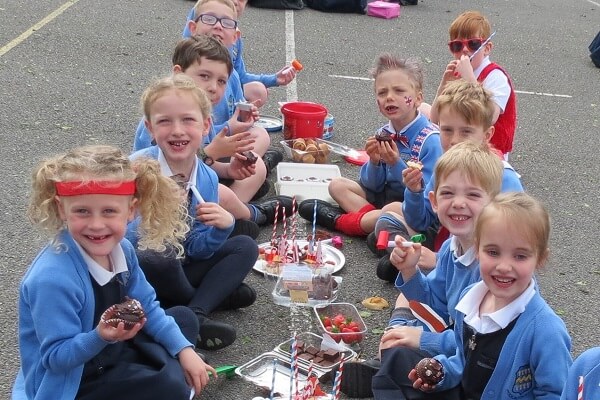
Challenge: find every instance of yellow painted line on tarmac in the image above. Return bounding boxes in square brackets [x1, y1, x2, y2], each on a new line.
[0, 0, 81, 58]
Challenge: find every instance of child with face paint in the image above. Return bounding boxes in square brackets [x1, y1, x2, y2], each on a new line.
[298, 53, 442, 238]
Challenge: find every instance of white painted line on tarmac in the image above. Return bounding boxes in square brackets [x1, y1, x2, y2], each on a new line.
[285, 10, 298, 102]
[329, 74, 374, 81]
[585, 0, 600, 7]
[514, 90, 572, 98]
[328, 74, 573, 98]
[0, 0, 81, 58]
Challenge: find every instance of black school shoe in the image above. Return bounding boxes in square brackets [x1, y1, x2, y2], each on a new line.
[251, 195, 294, 226]
[229, 219, 260, 240]
[263, 148, 283, 176]
[333, 359, 381, 398]
[215, 283, 257, 311]
[195, 313, 237, 351]
[376, 255, 398, 283]
[298, 199, 344, 231]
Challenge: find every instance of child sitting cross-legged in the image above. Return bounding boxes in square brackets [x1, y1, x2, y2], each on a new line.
[128, 74, 258, 352]
[13, 145, 215, 400]
[299, 53, 442, 238]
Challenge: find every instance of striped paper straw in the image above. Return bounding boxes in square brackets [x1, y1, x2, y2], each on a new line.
[269, 358, 277, 400]
[311, 200, 317, 252]
[282, 207, 287, 260]
[302, 361, 314, 400]
[332, 358, 345, 400]
[289, 333, 297, 400]
[271, 201, 279, 246]
[578, 375, 583, 400]
[291, 196, 297, 244]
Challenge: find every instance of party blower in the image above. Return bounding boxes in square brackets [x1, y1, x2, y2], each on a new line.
[376, 231, 426, 250]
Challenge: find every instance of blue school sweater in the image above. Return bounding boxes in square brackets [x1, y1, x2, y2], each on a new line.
[436, 287, 572, 400]
[561, 347, 600, 400]
[12, 232, 191, 400]
[394, 237, 481, 356]
[403, 160, 524, 232]
[127, 146, 233, 259]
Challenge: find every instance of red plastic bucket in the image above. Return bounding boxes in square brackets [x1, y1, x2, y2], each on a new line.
[281, 102, 328, 140]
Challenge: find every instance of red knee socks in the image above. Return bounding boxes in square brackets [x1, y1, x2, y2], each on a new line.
[334, 204, 377, 236]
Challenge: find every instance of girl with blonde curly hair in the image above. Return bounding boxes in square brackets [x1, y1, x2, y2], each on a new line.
[14, 144, 215, 400]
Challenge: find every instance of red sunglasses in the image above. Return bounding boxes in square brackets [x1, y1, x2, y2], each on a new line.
[448, 38, 484, 53]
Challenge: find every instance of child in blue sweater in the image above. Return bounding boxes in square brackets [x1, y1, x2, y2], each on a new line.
[134, 34, 292, 227]
[299, 53, 442, 238]
[373, 80, 523, 281]
[128, 74, 259, 351]
[561, 347, 600, 400]
[13, 145, 214, 400]
[338, 142, 502, 399]
[183, 0, 297, 107]
[407, 192, 572, 400]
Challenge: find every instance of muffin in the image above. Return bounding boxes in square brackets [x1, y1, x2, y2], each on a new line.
[241, 151, 258, 167]
[375, 130, 394, 143]
[415, 358, 444, 385]
[101, 297, 146, 330]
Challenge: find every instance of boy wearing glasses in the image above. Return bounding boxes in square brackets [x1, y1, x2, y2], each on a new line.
[428, 10, 516, 160]
[185, 0, 281, 203]
[184, 0, 296, 108]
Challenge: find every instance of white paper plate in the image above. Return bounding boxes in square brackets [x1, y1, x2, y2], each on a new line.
[253, 240, 345, 278]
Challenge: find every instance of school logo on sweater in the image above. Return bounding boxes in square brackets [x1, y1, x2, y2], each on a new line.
[510, 365, 533, 396]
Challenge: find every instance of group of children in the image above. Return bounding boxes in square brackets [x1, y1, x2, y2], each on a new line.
[295, 8, 595, 400]
[11, 2, 598, 400]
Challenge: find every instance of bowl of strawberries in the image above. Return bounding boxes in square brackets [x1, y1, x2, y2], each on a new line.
[313, 302, 367, 347]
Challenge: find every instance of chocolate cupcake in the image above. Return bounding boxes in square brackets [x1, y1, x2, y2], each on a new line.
[241, 151, 258, 167]
[101, 297, 146, 330]
[415, 358, 444, 386]
[375, 130, 394, 143]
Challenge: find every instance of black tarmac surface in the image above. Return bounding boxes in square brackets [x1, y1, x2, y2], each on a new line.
[0, 0, 599, 398]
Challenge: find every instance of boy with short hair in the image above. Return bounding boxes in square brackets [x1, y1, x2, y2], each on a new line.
[429, 10, 516, 160]
[373, 80, 523, 281]
[186, 0, 283, 200]
[183, 0, 296, 107]
[370, 142, 502, 399]
[298, 54, 442, 238]
[339, 141, 503, 398]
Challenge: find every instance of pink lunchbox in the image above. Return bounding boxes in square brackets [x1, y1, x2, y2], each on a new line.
[367, 1, 401, 19]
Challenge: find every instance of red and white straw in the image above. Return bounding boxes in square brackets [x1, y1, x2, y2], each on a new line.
[282, 207, 288, 258]
[271, 201, 280, 246]
[291, 196, 297, 244]
[302, 361, 314, 400]
[578, 375, 584, 400]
